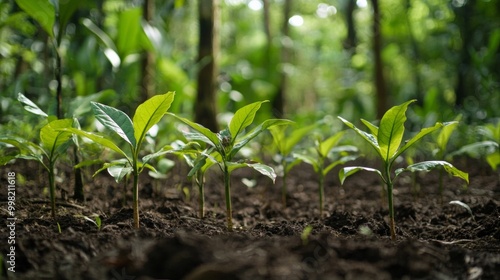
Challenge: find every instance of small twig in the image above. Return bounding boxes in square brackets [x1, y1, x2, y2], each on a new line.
[429, 239, 475, 245]
[29, 199, 85, 209]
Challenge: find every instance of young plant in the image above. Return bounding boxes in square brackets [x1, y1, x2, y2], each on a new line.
[448, 122, 500, 171]
[61, 92, 175, 229]
[338, 100, 469, 240]
[269, 123, 316, 207]
[293, 131, 357, 216]
[433, 117, 460, 200]
[0, 119, 73, 217]
[169, 100, 292, 230]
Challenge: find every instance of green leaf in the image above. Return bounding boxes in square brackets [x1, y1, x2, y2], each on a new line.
[247, 163, 277, 182]
[338, 116, 382, 159]
[133, 92, 175, 148]
[293, 153, 320, 173]
[394, 122, 444, 160]
[58, 128, 128, 158]
[116, 7, 142, 58]
[270, 122, 305, 155]
[0, 136, 41, 155]
[107, 163, 133, 183]
[361, 119, 378, 136]
[486, 152, 500, 171]
[378, 100, 416, 161]
[395, 160, 469, 184]
[59, 0, 81, 30]
[319, 131, 345, 157]
[74, 159, 104, 169]
[339, 166, 384, 185]
[91, 101, 136, 147]
[231, 119, 293, 159]
[81, 18, 120, 68]
[436, 121, 460, 153]
[168, 113, 221, 148]
[17, 92, 48, 117]
[448, 141, 499, 158]
[324, 155, 358, 175]
[40, 119, 73, 154]
[229, 101, 268, 140]
[15, 0, 55, 37]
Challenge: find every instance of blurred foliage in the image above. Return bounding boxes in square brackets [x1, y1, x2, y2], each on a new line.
[1, 0, 499, 145]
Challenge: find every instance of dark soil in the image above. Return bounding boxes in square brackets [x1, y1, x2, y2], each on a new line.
[1, 157, 499, 280]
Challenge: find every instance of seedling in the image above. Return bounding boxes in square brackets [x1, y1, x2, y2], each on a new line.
[434, 117, 460, 200]
[338, 100, 469, 240]
[169, 100, 292, 230]
[301, 225, 313, 245]
[1, 118, 73, 217]
[61, 93, 175, 229]
[269, 123, 316, 207]
[294, 131, 357, 216]
[449, 122, 499, 171]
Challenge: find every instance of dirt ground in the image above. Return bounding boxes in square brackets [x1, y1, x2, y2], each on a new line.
[0, 157, 499, 280]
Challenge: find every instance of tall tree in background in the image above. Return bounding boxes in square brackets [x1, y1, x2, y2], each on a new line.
[453, 0, 475, 110]
[343, 0, 357, 54]
[141, 0, 155, 102]
[272, 0, 292, 118]
[371, 0, 388, 119]
[195, 0, 220, 132]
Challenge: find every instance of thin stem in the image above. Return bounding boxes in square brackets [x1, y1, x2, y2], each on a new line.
[319, 172, 325, 217]
[197, 171, 205, 218]
[48, 162, 56, 218]
[223, 162, 233, 231]
[384, 163, 396, 240]
[282, 161, 287, 207]
[132, 169, 140, 229]
[438, 169, 444, 204]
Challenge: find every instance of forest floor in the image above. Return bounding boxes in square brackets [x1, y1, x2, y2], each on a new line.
[0, 157, 499, 280]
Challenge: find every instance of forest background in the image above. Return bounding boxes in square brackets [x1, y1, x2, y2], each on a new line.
[1, 0, 499, 143]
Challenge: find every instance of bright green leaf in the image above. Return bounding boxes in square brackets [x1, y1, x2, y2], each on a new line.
[15, 0, 55, 37]
[436, 121, 460, 153]
[231, 119, 293, 159]
[40, 119, 73, 154]
[168, 113, 221, 148]
[378, 100, 416, 161]
[91, 101, 136, 147]
[58, 128, 127, 158]
[339, 166, 384, 185]
[229, 101, 268, 140]
[338, 116, 382, 159]
[394, 122, 444, 161]
[247, 163, 277, 182]
[395, 160, 469, 183]
[319, 131, 345, 157]
[361, 119, 378, 136]
[116, 7, 142, 58]
[133, 92, 175, 148]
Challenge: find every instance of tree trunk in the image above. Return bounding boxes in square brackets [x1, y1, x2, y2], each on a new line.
[195, 0, 220, 132]
[141, 0, 155, 103]
[453, 0, 475, 109]
[343, 0, 357, 53]
[272, 0, 292, 118]
[371, 0, 388, 119]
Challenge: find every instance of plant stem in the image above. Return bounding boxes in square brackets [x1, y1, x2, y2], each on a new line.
[223, 163, 233, 231]
[319, 172, 324, 217]
[282, 161, 287, 207]
[48, 163, 56, 218]
[132, 170, 140, 229]
[197, 171, 205, 218]
[438, 169, 443, 204]
[384, 164, 396, 240]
